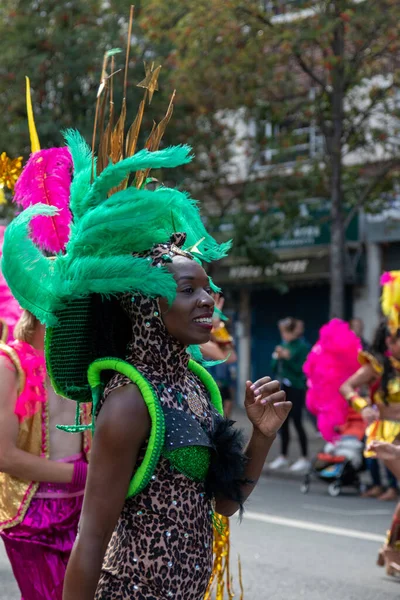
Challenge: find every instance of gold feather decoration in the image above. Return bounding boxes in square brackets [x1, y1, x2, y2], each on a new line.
[134, 90, 176, 189]
[137, 62, 162, 104]
[91, 5, 176, 193]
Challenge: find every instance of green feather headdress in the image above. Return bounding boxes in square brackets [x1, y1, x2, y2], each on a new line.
[1, 133, 230, 401]
[2, 41, 230, 402]
[2, 134, 230, 324]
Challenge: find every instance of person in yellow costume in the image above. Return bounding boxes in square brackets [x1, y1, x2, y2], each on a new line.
[201, 297, 239, 600]
[367, 440, 400, 576]
[340, 272, 400, 502]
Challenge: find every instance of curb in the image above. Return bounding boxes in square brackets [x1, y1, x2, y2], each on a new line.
[261, 467, 308, 482]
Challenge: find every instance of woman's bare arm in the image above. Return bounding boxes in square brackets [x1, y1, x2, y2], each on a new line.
[63, 384, 150, 600]
[215, 378, 291, 517]
[0, 357, 73, 483]
[339, 363, 377, 400]
[200, 341, 228, 361]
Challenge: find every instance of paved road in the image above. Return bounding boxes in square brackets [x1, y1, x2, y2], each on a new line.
[229, 476, 399, 600]
[0, 542, 17, 600]
[0, 477, 399, 599]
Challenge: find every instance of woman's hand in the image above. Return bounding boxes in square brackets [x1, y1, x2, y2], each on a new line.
[367, 441, 400, 461]
[244, 377, 292, 439]
[274, 346, 290, 360]
[361, 405, 379, 425]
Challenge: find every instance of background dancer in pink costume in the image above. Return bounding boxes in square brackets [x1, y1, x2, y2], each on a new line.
[0, 224, 22, 342]
[0, 310, 90, 600]
[0, 81, 89, 598]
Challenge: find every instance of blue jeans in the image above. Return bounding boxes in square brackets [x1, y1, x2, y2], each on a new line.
[366, 457, 398, 489]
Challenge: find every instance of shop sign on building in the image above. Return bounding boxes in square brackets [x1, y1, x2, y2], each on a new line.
[364, 199, 400, 242]
[266, 207, 358, 249]
[229, 260, 310, 280]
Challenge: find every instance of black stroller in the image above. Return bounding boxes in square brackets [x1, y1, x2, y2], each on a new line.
[300, 435, 365, 497]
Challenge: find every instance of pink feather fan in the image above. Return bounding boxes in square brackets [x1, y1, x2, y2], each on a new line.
[0, 226, 22, 340]
[14, 148, 72, 253]
[304, 318, 361, 441]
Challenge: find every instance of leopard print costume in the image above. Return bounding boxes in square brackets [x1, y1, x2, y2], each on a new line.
[95, 293, 214, 600]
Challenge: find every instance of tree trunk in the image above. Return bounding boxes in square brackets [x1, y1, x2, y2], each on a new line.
[329, 6, 345, 319]
[330, 179, 345, 318]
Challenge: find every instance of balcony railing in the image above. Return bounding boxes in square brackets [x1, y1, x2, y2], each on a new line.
[257, 122, 324, 168]
[260, 0, 314, 16]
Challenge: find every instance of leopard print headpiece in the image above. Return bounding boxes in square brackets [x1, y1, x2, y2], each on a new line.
[136, 232, 194, 267]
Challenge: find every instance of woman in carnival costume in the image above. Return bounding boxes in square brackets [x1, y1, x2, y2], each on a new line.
[202, 294, 237, 419]
[340, 272, 400, 503]
[367, 440, 400, 576]
[0, 87, 90, 599]
[2, 55, 292, 600]
[201, 298, 239, 600]
[304, 318, 365, 443]
[0, 310, 90, 600]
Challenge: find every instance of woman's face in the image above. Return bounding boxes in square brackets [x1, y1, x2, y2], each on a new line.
[159, 256, 215, 346]
[387, 335, 400, 360]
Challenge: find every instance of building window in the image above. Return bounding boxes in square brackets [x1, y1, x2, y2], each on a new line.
[258, 119, 324, 166]
[260, 0, 313, 16]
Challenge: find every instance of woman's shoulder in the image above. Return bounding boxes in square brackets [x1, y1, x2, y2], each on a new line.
[96, 380, 150, 440]
[358, 350, 383, 375]
[104, 372, 135, 401]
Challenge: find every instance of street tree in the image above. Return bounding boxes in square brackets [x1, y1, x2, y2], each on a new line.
[140, 0, 400, 317]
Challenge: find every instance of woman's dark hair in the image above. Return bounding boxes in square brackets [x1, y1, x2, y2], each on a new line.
[278, 317, 297, 334]
[371, 319, 400, 403]
[92, 294, 132, 387]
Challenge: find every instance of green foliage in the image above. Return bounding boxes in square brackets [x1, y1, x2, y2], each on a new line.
[138, 0, 400, 314]
[2, 0, 400, 285]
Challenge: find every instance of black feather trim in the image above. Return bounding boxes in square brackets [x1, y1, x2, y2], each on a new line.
[205, 415, 250, 519]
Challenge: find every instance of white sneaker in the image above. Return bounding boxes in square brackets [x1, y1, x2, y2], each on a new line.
[289, 458, 311, 472]
[269, 456, 289, 470]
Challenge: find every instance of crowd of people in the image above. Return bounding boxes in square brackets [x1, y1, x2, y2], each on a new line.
[1, 13, 400, 599]
[0, 43, 293, 599]
[263, 300, 400, 577]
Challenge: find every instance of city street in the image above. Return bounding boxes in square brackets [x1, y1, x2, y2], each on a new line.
[230, 477, 398, 600]
[1, 476, 399, 599]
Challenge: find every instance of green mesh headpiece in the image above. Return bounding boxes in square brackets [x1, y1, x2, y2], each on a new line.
[2, 132, 230, 401]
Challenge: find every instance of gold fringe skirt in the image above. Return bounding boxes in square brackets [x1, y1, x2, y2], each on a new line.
[204, 516, 243, 600]
[364, 420, 400, 457]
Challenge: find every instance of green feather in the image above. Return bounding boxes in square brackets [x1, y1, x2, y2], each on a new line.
[55, 255, 177, 305]
[187, 344, 226, 367]
[63, 129, 92, 175]
[79, 145, 193, 215]
[2, 205, 61, 325]
[69, 186, 230, 263]
[63, 130, 95, 220]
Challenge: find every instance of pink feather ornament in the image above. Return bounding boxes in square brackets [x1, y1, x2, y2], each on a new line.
[14, 148, 72, 253]
[0, 340, 46, 421]
[380, 272, 396, 285]
[0, 225, 22, 340]
[303, 318, 361, 441]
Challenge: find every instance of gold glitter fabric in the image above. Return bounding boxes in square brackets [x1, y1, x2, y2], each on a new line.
[0, 409, 42, 530]
[0, 345, 91, 530]
[0, 152, 23, 204]
[204, 516, 244, 600]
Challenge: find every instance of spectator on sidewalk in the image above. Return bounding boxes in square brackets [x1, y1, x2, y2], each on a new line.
[349, 317, 370, 351]
[269, 317, 311, 472]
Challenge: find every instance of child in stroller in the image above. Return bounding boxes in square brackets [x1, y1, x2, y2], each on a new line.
[301, 408, 366, 496]
[302, 319, 368, 496]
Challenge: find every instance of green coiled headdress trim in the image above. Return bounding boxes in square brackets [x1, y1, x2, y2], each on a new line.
[88, 358, 165, 498]
[58, 357, 223, 497]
